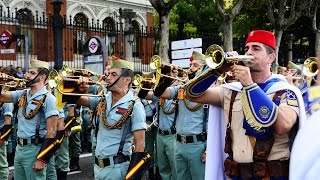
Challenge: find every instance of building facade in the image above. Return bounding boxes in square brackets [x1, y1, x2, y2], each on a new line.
[0, 0, 154, 71]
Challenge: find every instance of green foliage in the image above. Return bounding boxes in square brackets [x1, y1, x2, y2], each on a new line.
[233, 0, 272, 37]
[153, 0, 222, 33]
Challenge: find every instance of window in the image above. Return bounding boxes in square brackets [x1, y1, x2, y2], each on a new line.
[73, 13, 88, 54]
[132, 20, 140, 57]
[16, 8, 34, 53]
[102, 17, 115, 32]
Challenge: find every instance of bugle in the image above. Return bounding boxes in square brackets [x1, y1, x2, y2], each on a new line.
[303, 57, 318, 77]
[133, 74, 155, 91]
[150, 55, 187, 89]
[0, 73, 26, 90]
[48, 69, 107, 97]
[205, 44, 254, 69]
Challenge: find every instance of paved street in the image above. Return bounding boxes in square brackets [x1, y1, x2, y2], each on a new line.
[9, 153, 149, 180]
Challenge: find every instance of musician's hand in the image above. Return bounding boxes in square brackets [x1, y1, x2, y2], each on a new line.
[201, 150, 206, 163]
[231, 64, 253, 86]
[0, 139, 4, 146]
[0, 73, 9, 82]
[33, 160, 47, 172]
[226, 51, 239, 57]
[79, 76, 90, 84]
[285, 73, 294, 85]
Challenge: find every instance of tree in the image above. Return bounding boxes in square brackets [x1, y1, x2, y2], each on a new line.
[266, 0, 314, 67]
[150, 0, 179, 63]
[305, 0, 320, 53]
[215, 0, 248, 52]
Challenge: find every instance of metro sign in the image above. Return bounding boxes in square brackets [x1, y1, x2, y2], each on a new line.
[0, 30, 13, 48]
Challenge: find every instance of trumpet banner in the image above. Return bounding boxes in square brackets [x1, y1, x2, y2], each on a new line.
[55, 83, 66, 110]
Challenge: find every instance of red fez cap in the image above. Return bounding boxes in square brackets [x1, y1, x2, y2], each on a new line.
[245, 30, 276, 49]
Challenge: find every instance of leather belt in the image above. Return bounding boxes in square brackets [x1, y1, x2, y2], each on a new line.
[176, 133, 207, 144]
[158, 128, 176, 135]
[95, 155, 130, 168]
[17, 137, 44, 146]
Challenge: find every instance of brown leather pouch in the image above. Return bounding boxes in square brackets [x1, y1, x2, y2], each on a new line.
[253, 161, 267, 178]
[268, 160, 289, 178]
[224, 158, 239, 176]
[239, 163, 253, 180]
[253, 137, 274, 161]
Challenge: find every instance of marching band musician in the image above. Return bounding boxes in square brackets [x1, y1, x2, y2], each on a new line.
[0, 102, 13, 179]
[138, 70, 178, 180]
[139, 72, 160, 180]
[185, 30, 306, 180]
[0, 59, 59, 180]
[141, 51, 208, 180]
[289, 49, 320, 180]
[61, 58, 147, 180]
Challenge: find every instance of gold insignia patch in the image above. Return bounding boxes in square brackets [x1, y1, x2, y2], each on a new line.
[286, 90, 298, 107]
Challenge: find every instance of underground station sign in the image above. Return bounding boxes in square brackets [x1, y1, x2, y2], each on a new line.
[0, 30, 13, 48]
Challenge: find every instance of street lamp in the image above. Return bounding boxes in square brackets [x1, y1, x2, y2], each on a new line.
[51, 0, 64, 70]
[125, 28, 134, 45]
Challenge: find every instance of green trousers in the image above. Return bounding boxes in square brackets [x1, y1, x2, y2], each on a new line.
[69, 131, 81, 157]
[0, 143, 8, 180]
[94, 161, 129, 180]
[14, 144, 47, 180]
[55, 136, 70, 172]
[175, 141, 206, 180]
[157, 134, 176, 180]
[145, 121, 158, 168]
[91, 129, 97, 171]
[46, 155, 57, 180]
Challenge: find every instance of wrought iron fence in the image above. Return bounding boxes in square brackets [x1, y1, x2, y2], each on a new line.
[0, 6, 227, 74]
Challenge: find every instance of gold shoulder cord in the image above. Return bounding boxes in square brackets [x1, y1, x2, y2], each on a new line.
[183, 98, 202, 112]
[100, 97, 136, 129]
[19, 91, 47, 120]
[160, 98, 176, 115]
[177, 88, 202, 112]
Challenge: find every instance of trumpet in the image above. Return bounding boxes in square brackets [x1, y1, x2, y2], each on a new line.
[150, 55, 187, 88]
[48, 69, 108, 97]
[133, 74, 155, 91]
[62, 66, 104, 80]
[0, 73, 26, 90]
[205, 44, 254, 69]
[303, 57, 318, 77]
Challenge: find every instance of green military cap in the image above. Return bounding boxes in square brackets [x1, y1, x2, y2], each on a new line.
[287, 61, 302, 71]
[191, 51, 205, 61]
[30, 59, 49, 69]
[278, 66, 287, 72]
[110, 57, 134, 71]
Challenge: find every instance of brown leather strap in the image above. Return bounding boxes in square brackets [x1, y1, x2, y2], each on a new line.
[224, 91, 238, 157]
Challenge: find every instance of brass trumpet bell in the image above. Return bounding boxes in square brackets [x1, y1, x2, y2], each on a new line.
[150, 55, 187, 89]
[303, 57, 318, 77]
[205, 44, 254, 69]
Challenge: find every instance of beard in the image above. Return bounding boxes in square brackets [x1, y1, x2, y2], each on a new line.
[26, 76, 40, 87]
[188, 71, 197, 80]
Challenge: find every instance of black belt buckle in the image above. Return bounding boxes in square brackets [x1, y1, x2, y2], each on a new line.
[180, 135, 187, 144]
[97, 158, 104, 168]
[18, 138, 24, 146]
